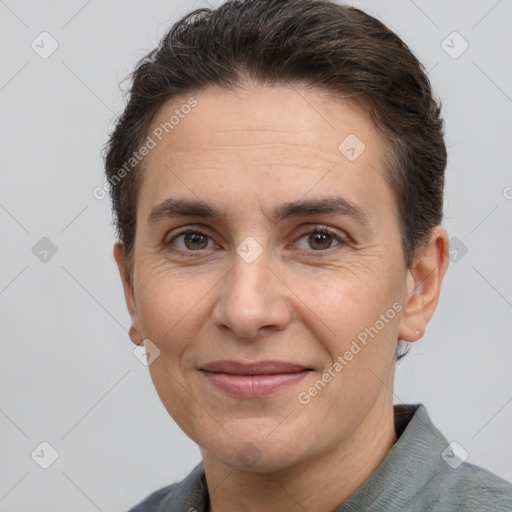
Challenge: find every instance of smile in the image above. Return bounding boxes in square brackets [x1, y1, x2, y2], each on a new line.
[199, 360, 313, 398]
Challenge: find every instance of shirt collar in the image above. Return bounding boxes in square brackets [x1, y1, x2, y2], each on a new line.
[334, 403, 449, 510]
[159, 403, 446, 512]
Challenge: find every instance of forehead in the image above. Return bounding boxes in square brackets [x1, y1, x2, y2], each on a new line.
[146, 84, 380, 155]
[136, 84, 394, 222]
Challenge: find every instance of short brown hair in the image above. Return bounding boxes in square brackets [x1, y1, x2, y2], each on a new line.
[103, 0, 446, 358]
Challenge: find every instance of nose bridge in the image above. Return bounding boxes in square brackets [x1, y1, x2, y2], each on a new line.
[212, 245, 291, 338]
[232, 248, 272, 299]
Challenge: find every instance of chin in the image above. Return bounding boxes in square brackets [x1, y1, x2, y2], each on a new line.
[221, 448, 303, 474]
[201, 424, 310, 473]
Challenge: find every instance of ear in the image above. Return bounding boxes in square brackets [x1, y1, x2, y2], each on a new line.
[398, 226, 449, 342]
[113, 241, 144, 346]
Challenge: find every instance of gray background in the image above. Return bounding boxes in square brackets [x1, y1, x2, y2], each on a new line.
[1, 0, 511, 510]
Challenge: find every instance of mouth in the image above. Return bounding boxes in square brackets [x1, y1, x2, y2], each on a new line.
[199, 360, 314, 398]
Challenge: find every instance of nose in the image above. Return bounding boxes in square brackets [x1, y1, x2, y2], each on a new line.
[211, 251, 293, 339]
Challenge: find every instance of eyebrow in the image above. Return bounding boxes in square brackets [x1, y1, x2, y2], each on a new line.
[147, 196, 370, 226]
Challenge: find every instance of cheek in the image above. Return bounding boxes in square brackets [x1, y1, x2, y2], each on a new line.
[289, 258, 400, 331]
[135, 268, 215, 357]
[289, 260, 403, 382]
[134, 270, 216, 431]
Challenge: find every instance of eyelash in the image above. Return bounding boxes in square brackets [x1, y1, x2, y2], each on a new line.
[164, 225, 348, 256]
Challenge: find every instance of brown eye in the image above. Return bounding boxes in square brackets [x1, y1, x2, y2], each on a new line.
[183, 232, 209, 250]
[308, 232, 335, 250]
[167, 230, 213, 251]
[294, 227, 345, 252]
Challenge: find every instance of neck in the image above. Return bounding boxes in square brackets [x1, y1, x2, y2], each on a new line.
[202, 398, 397, 512]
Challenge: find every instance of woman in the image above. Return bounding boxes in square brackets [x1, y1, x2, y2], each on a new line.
[104, 0, 512, 510]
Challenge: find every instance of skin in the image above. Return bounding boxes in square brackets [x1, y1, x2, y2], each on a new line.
[114, 83, 449, 512]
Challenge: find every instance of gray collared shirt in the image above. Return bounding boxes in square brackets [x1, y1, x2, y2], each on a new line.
[128, 404, 512, 511]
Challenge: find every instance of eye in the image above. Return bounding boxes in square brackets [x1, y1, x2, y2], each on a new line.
[166, 228, 215, 252]
[294, 226, 346, 252]
[164, 225, 347, 255]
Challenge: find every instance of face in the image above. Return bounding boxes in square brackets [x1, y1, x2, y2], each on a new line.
[114, 84, 445, 472]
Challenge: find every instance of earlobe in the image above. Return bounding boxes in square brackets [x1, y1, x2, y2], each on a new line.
[113, 242, 144, 346]
[398, 227, 449, 342]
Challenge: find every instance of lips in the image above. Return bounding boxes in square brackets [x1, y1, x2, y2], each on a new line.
[199, 360, 313, 398]
[200, 360, 312, 375]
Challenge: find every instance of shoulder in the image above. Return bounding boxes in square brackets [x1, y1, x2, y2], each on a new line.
[127, 483, 177, 512]
[390, 404, 512, 512]
[126, 462, 208, 512]
[411, 460, 512, 512]
[445, 461, 512, 511]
